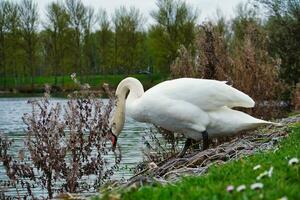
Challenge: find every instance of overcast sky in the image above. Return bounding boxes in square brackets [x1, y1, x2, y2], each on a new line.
[13, 0, 248, 26]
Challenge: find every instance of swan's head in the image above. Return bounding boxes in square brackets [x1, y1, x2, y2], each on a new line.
[109, 77, 144, 150]
[109, 130, 118, 151]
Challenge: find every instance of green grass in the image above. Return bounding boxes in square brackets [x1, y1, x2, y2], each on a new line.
[0, 74, 166, 94]
[98, 123, 300, 200]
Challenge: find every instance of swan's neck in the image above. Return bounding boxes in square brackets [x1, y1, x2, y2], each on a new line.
[111, 78, 144, 135]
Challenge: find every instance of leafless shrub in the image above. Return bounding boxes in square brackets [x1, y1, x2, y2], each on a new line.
[171, 22, 233, 80]
[291, 82, 300, 111]
[230, 24, 285, 118]
[0, 133, 36, 200]
[170, 45, 199, 78]
[171, 22, 285, 119]
[0, 74, 120, 199]
[196, 23, 233, 80]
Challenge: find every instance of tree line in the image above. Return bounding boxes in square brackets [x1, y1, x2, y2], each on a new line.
[0, 0, 299, 90]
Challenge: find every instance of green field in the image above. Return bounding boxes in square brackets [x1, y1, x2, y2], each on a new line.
[97, 123, 300, 200]
[0, 74, 166, 94]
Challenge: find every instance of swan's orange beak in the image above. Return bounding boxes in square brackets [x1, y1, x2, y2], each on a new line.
[111, 132, 117, 151]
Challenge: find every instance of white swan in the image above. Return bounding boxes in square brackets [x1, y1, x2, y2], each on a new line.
[110, 77, 279, 155]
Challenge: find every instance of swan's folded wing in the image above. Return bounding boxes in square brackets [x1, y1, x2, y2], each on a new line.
[146, 78, 255, 111]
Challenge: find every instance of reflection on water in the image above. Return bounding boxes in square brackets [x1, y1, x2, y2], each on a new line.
[0, 97, 149, 197]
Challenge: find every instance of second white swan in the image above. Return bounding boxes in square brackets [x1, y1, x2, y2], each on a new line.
[109, 77, 279, 156]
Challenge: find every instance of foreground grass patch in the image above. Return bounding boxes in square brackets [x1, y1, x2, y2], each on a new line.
[100, 124, 300, 200]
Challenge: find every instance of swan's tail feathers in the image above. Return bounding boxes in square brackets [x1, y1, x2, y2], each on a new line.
[257, 119, 283, 127]
[267, 121, 283, 127]
[241, 120, 283, 132]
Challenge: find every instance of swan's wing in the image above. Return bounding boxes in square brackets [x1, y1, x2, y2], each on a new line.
[131, 96, 209, 139]
[145, 78, 255, 111]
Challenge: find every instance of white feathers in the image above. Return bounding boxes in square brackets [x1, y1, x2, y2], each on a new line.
[115, 77, 277, 140]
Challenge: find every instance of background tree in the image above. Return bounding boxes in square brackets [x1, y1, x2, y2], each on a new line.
[149, 0, 198, 74]
[0, 0, 297, 104]
[19, 0, 39, 88]
[65, 0, 86, 76]
[0, 1, 8, 88]
[5, 1, 21, 88]
[82, 7, 97, 77]
[44, 1, 69, 86]
[257, 0, 300, 86]
[96, 9, 114, 74]
[112, 6, 145, 74]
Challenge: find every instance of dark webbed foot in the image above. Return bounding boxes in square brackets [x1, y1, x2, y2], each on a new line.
[178, 131, 209, 157]
[191, 140, 200, 150]
[178, 138, 192, 157]
[202, 130, 209, 150]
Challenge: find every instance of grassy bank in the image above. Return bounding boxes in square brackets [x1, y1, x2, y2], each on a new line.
[0, 74, 166, 95]
[99, 123, 300, 200]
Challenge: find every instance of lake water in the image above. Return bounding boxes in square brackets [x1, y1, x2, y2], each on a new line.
[0, 97, 150, 197]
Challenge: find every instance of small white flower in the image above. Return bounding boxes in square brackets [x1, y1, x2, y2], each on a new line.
[236, 185, 246, 192]
[226, 185, 234, 193]
[70, 73, 76, 79]
[268, 166, 274, 177]
[148, 162, 158, 169]
[253, 165, 261, 170]
[278, 196, 288, 200]
[251, 182, 263, 190]
[82, 83, 91, 90]
[256, 171, 268, 180]
[288, 158, 299, 166]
